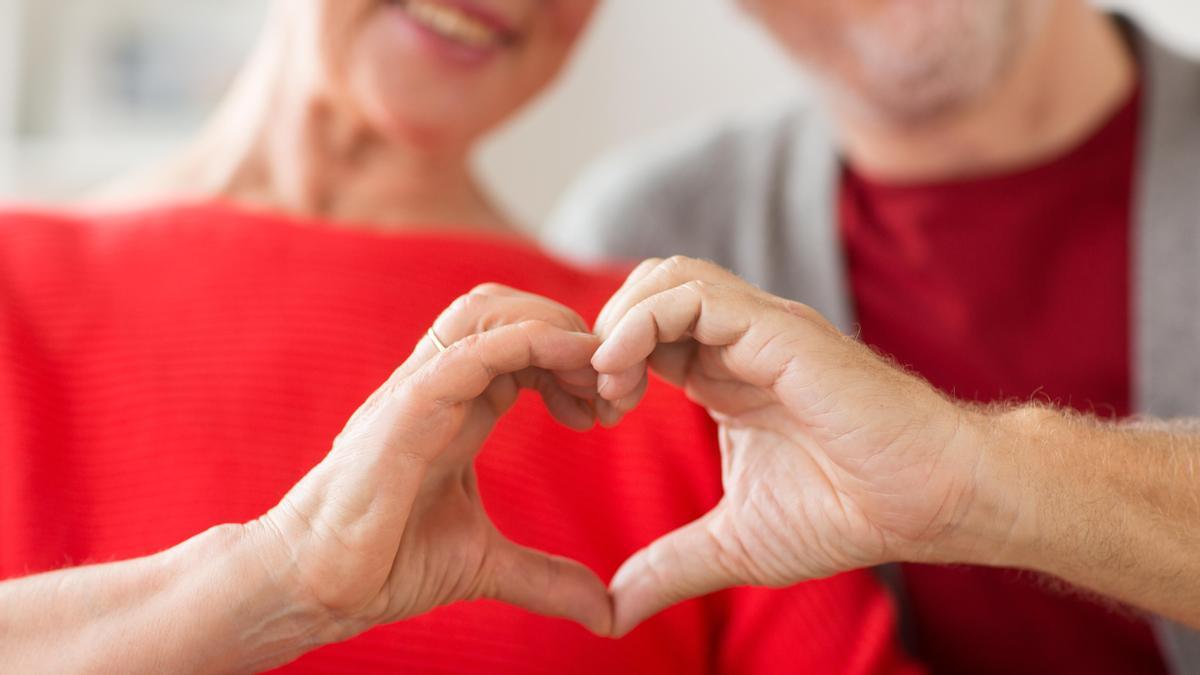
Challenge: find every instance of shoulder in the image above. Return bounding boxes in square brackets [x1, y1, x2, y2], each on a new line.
[0, 203, 234, 289]
[0, 201, 251, 254]
[0, 208, 108, 296]
[544, 97, 833, 264]
[0, 207, 95, 256]
[0, 203, 291, 328]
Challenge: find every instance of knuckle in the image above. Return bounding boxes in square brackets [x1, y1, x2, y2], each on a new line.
[469, 282, 510, 296]
[778, 299, 831, 328]
[443, 292, 500, 332]
[455, 331, 488, 351]
[389, 378, 428, 412]
[660, 255, 693, 275]
[658, 256, 730, 290]
[634, 257, 664, 275]
[445, 293, 479, 318]
[555, 307, 588, 331]
[516, 318, 553, 336]
[376, 379, 405, 405]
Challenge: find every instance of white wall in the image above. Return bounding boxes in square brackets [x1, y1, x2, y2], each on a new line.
[0, 0, 262, 203]
[476, 0, 800, 229]
[0, 0, 22, 191]
[1113, 0, 1200, 57]
[478, 0, 1200, 229]
[2, 0, 1198, 219]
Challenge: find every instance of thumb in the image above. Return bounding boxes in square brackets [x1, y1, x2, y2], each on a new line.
[483, 537, 614, 637]
[608, 507, 734, 637]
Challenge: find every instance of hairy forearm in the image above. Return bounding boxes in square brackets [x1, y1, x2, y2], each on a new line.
[959, 406, 1200, 627]
[0, 523, 330, 673]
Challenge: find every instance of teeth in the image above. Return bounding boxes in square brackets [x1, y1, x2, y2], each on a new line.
[403, 0, 503, 49]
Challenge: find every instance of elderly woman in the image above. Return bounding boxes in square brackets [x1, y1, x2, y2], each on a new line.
[0, 1, 916, 672]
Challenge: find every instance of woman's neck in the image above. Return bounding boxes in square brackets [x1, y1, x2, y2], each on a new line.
[93, 17, 514, 235]
[235, 104, 510, 232]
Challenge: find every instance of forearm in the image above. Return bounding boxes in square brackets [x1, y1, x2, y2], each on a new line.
[0, 523, 332, 674]
[957, 406, 1200, 627]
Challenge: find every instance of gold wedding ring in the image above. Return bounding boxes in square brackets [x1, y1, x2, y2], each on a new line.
[427, 327, 449, 353]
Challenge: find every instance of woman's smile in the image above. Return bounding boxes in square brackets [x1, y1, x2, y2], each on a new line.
[388, 0, 522, 65]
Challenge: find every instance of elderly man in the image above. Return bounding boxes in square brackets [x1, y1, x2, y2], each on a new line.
[549, 1, 1200, 673]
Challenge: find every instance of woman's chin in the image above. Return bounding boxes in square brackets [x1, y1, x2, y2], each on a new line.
[349, 84, 487, 150]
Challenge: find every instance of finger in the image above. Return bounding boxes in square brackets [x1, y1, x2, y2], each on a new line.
[441, 285, 591, 337]
[409, 322, 600, 405]
[438, 290, 596, 422]
[595, 342, 695, 427]
[516, 369, 596, 431]
[594, 258, 664, 335]
[391, 323, 600, 457]
[597, 279, 813, 401]
[596, 371, 649, 429]
[592, 258, 755, 403]
[596, 363, 646, 406]
[472, 284, 592, 332]
[552, 365, 600, 398]
[485, 538, 614, 637]
[592, 281, 742, 400]
[684, 370, 779, 417]
[646, 341, 697, 388]
[396, 285, 592, 381]
[595, 398, 623, 429]
[608, 507, 734, 638]
[594, 257, 749, 341]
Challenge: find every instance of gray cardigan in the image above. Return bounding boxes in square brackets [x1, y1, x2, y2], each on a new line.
[546, 23, 1200, 675]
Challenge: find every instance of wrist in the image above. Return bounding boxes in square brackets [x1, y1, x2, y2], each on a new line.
[923, 405, 1047, 568]
[160, 522, 341, 672]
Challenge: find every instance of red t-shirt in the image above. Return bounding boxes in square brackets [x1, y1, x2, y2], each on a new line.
[840, 87, 1165, 673]
[0, 204, 917, 674]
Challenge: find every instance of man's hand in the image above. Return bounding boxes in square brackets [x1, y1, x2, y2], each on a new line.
[591, 257, 1008, 636]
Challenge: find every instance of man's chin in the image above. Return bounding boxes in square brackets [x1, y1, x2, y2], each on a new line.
[818, 71, 988, 131]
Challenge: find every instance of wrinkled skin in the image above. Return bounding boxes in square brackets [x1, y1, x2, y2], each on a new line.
[256, 285, 614, 641]
[591, 257, 983, 636]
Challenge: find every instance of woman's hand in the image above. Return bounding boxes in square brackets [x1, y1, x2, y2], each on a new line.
[0, 286, 611, 673]
[255, 284, 613, 647]
[591, 257, 991, 637]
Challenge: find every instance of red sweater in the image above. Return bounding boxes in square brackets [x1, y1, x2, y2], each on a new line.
[840, 85, 1162, 673]
[0, 204, 916, 674]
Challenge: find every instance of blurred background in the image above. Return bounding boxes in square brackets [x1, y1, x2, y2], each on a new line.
[0, 0, 1197, 228]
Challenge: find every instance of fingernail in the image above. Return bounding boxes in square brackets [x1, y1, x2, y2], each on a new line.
[596, 374, 614, 399]
[591, 341, 613, 368]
